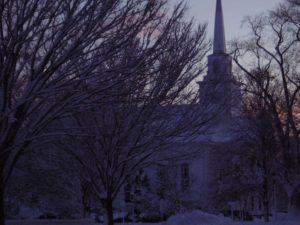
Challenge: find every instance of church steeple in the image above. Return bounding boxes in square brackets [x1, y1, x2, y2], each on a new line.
[198, 0, 241, 131]
[213, 0, 226, 54]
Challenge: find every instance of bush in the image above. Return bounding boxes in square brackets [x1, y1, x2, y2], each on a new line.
[38, 213, 57, 219]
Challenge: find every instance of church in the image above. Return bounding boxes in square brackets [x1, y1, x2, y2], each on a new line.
[114, 0, 245, 218]
[113, 0, 294, 221]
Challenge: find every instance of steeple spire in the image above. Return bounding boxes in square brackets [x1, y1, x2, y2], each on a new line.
[213, 0, 226, 54]
[199, 0, 241, 124]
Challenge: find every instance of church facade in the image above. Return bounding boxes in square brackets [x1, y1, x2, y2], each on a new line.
[114, 0, 244, 218]
[115, 0, 290, 220]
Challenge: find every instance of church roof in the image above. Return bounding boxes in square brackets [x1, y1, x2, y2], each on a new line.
[213, 0, 226, 54]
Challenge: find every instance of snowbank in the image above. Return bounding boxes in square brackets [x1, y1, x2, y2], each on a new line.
[162, 210, 231, 225]
[6, 219, 94, 225]
[162, 211, 300, 225]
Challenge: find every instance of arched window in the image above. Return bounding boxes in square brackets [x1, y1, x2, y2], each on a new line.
[124, 183, 131, 203]
[181, 163, 190, 191]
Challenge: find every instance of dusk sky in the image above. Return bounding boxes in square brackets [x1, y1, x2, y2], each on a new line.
[170, 0, 284, 41]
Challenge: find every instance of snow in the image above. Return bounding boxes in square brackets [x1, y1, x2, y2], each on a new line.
[161, 210, 300, 225]
[6, 220, 94, 225]
[6, 211, 300, 225]
[162, 210, 231, 225]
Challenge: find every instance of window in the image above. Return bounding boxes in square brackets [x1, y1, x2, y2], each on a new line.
[258, 198, 262, 211]
[156, 165, 166, 199]
[181, 163, 190, 191]
[124, 183, 131, 203]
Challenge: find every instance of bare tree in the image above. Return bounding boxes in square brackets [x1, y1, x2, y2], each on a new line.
[54, 4, 212, 224]
[231, 0, 300, 211]
[287, 0, 300, 6]
[212, 92, 279, 222]
[0, 0, 179, 223]
[231, 85, 279, 222]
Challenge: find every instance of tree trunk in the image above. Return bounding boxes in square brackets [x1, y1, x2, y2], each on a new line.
[83, 207, 87, 219]
[0, 169, 5, 225]
[82, 196, 90, 218]
[263, 174, 270, 222]
[296, 136, 300, 167]
[106, 197, 114, 225]
[263, 199, 270, 222]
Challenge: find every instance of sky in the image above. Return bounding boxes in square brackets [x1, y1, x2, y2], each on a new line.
[170, 0, 284, 41]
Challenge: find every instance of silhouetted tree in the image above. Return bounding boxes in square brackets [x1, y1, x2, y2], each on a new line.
[0, 0, 193, 223]
[55, 3, 212, 224]
[231, 0, 300, 213]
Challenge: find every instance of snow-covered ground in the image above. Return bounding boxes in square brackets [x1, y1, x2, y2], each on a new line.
[6, 211, 300, 225]
[160, 210, 300, 225]
[6, 219, 94, 225]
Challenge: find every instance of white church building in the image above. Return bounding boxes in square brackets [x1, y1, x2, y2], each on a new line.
[115, 0, 244, 217]
[114, 0, 291, 220]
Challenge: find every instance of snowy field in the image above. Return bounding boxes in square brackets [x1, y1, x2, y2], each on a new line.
[6, 220, 94, 225]
[115, 211, 300, 225]
[160, 211, 300, 225]
[6, 211, 300, 225]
